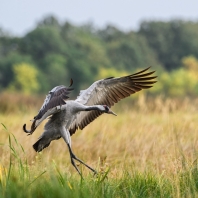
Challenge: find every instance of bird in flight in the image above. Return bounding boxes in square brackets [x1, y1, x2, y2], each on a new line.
[23, 67, 157, 176]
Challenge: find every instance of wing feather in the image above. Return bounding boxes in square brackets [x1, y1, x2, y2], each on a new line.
[35, 86, 73, 120]
[69, 67, 157, 135]
[23, 84, 74, 135]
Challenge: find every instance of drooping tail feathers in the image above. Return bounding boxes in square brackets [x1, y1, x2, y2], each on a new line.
[33, 136, 61, 152]
[33, 138, 51, 152]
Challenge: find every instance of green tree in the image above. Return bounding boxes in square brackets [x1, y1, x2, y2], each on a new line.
[97, 67, 128, 79]
[97, 25, 125, 42]
[105, 32, 161, 71]
[20, 26, 66, 63]
[61, 25, 112, 93]
[0, 52, 33, 89]
[139, 20, 198, 70]
[182, 56, 198, 71]
[9, 63, 39, 94]
[150, 68, 198, 97]
[39, 53, 68, 91]
[37, 15, 61, 29]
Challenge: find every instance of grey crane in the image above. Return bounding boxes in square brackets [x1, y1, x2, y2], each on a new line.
[23, 67, 157, 176]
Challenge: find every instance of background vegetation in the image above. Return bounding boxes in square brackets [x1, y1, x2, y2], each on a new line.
[1, 16, 198, 97]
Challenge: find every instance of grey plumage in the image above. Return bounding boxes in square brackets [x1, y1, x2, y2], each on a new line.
[23, 67, 157, 176]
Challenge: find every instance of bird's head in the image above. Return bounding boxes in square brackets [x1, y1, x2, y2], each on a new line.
[102, 105, 117, 116]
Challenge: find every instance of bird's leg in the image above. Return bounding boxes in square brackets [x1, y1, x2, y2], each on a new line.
[67, 144, 82, 176]
[67, 143, 97, 175]
[61, 127, 97, 176]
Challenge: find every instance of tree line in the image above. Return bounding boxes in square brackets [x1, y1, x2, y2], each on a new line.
[1, 16, 198, 97]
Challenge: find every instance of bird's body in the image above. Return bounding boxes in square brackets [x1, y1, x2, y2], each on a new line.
[23, 67, 157, 176]
[33, 101, 109, 152]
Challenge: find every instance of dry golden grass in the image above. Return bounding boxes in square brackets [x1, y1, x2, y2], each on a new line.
[1, 93, 198, 180]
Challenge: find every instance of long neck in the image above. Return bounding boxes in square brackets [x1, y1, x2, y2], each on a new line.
[69, 101, 103, 113]
[85, 105, 103, 111]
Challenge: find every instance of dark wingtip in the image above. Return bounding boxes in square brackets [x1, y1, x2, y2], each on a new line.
[23, 123, 32, 135]
[23, 121, 36, 135]
[23, 124, 27, 132]
[69, 78, 73, 87]
[33, 139, 51, 152]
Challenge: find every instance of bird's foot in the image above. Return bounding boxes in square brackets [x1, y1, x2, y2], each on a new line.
[70, 153, 97, 177]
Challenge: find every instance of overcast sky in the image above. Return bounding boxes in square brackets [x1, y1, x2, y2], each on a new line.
[0, 0, 198, 36]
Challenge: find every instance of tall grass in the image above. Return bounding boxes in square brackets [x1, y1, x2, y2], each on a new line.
[0, 129, 173, 198]
[1, 93, 198, 197]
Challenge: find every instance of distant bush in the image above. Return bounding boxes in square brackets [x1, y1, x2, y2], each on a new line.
[149, 56, 198, 97]
[8, 63, 39, 94]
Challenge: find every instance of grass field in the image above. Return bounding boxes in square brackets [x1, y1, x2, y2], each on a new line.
[1, 93, 198, 197]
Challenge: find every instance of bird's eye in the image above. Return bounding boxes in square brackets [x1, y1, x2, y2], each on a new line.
[104, 105, 109, 111]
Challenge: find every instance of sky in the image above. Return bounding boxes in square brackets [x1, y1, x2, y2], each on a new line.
[0, 0, 198, 36]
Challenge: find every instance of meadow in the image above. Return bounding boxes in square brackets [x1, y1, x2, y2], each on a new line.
[1, 93, 198, 197]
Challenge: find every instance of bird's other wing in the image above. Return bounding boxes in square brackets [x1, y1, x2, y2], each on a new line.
[23, 80, 73, 134]
[69, 67, 157, 135]
[35, 85, 73, 120]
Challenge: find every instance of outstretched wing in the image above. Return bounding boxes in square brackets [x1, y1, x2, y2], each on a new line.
[23, 80, 73, 134]
[35, 85, 73, 120]
[69, 67, 157, 135]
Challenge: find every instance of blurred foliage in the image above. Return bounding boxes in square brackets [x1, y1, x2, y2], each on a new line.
[0, 16, 198, 97]
[97, 67, 128, 79]
[139, 20, 198, 71]
[182, 55, 198, 71]
[149, 56, 198, 97]
[9, 63, 39, 94]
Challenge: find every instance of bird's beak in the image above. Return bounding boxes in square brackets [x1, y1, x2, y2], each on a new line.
[108, 109, 117, 116]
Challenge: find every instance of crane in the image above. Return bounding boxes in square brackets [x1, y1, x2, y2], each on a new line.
[23, 67, 157, 176]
